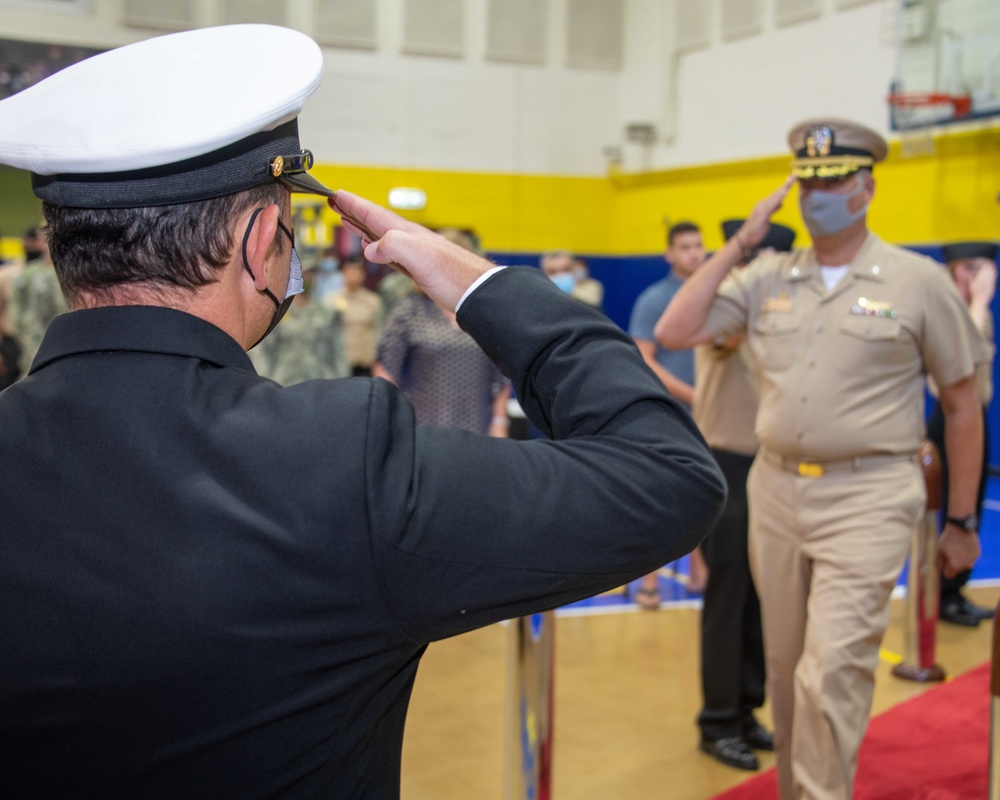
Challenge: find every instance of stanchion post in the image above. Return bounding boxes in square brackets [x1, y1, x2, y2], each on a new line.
[892, 440, 946, 682]
[504, 611, 555, 800]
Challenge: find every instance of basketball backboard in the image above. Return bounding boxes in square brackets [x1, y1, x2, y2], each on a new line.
[890, 0, 1000, 132]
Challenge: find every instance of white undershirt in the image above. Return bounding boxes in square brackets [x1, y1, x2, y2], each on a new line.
[820, 265, 850, 291]
[455, 266, 507, 312]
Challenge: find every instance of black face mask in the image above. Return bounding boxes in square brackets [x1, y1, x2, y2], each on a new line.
[24, 249, 43, 262]
[242, 207, 301, 349]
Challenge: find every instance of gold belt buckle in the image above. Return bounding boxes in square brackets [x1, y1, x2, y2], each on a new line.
[797, 462, 824, 478]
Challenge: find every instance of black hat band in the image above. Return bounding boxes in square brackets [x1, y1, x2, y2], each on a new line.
[32, 120, 306, 208]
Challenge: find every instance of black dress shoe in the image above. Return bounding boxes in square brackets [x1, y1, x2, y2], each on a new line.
[967, 598, 995, 620]
[940, 597, 980, 628]
[742, 722, 775, 752]
[699, 736, 760, 771]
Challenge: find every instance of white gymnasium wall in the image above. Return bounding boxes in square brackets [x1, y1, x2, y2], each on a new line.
[615, 0, 901, 172]
[1, 0, 993, 176]
[0, 0, 620, 175]
[675, 0, 897, 166]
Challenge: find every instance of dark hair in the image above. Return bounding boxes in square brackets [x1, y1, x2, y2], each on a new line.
[667, 221, 700, 247]
[340, 256, 365, 271]
[43, 181, 287, 301]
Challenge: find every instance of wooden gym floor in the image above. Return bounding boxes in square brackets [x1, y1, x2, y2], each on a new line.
[400, 583, 1000, 800]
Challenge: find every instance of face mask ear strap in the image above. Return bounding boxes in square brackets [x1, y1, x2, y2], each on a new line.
[241, 206, 280, 310]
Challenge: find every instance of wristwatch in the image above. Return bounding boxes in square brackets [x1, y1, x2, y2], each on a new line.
[945, 513, 979, 533]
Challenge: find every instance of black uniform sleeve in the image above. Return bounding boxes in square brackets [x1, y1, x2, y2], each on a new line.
[364, 267, 726, 643]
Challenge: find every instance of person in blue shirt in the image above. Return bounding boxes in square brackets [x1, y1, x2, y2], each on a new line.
[628, 221, 707, 607]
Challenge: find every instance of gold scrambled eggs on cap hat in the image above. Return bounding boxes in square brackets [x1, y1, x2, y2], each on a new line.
[0, 24, 334, 208]
[787, 118, 888, 180]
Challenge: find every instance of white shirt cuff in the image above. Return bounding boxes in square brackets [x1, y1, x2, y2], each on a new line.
[455, 266, 507, 313]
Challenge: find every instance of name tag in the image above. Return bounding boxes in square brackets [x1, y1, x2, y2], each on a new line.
[850, 296, 897, 319]
[761, 294, 793, 313]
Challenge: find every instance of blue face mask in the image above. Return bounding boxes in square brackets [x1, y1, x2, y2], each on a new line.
[551, 273, 576, 294]
[799, 173, 868, 238]
[242, 207, 304, 348]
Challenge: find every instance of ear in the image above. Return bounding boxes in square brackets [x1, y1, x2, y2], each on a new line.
[862, 171, 876, 200]
[848, 172, 875, 214]
[243, 204, 280, 292]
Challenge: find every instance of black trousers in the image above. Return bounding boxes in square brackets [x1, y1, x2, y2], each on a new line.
[697, 448, 766, 740]
[926, 403, 989, 602]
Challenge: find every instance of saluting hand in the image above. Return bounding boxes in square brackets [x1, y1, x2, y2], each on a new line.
[738, 175, 796, 250]
[330, 191, 494, 312]
[969, 262, 997, 307]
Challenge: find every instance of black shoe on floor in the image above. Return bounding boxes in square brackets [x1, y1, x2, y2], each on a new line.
[968, 598, 995, 620]
[940, 597, 981, 628]
[742, 722, 774, 752]
[699, 736, 760, 771]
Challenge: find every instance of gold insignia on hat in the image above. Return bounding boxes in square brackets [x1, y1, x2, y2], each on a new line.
[787, 118, 887, 181]
[806, 126, 833, 158]
[270, 156, 285, 177]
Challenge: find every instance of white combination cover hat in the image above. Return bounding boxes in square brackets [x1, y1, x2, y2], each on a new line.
[0, 24, 335, 208]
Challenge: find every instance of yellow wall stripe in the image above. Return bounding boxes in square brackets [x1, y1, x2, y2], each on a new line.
[311, 164, 615, 255]
[1, 127, 996, 261]
[312, 125, 1000, 256]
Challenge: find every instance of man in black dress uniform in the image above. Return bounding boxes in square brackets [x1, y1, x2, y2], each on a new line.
[0, 24, 725, 800]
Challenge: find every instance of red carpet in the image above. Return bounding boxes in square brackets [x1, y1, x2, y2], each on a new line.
[710, 662, 990, 800]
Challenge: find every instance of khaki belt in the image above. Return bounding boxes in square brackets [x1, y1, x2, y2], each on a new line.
[759, 448, 917, 478]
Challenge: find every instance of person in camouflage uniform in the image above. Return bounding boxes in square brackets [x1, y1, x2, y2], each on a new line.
[10, 228, 66, 370]
[0, 259, 23, 379]
[249, 270, 348, 386]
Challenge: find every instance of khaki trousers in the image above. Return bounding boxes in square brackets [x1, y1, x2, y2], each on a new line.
[747, 455, 924, 800]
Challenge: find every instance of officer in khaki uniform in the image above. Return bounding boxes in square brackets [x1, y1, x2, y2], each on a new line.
[695, 221, 795, 772]
[657, 118, 985, 800]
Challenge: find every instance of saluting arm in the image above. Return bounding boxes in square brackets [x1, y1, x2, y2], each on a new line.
[655, 176, 796, 350]
[331, 191, 726, 643]
[655, 237, 747, 350]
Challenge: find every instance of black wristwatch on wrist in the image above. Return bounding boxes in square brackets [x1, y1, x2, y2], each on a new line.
[945, 514, 979, 533]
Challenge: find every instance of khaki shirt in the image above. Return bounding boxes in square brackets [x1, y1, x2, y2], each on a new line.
[328, 287, 383, 369]
[572, 278, 604, 309]
[705, 233, 987, 460]
[978, 314, 994, 406]
[693, 340, 759, 457]
[928, 313, 993, 406]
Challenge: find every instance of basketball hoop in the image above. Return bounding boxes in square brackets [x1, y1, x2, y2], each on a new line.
[887, 92, 973, 158]
[888, 91, 972, 117]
